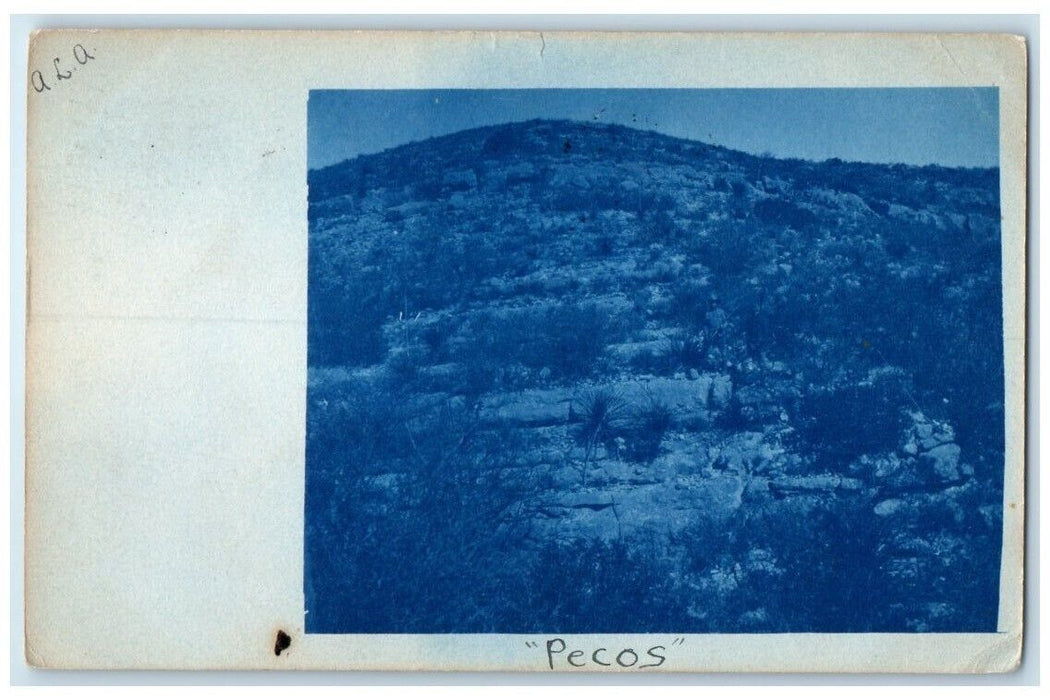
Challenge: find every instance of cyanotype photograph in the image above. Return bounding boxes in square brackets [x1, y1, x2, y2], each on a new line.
[304, 88, 1005, 635]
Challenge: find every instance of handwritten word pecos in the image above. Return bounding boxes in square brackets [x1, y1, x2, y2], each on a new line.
[31, 44, 95, 94]
[545, 638, 667, 670]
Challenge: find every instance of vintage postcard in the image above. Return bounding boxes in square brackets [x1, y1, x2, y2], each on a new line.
[24, 30, 1026, 672]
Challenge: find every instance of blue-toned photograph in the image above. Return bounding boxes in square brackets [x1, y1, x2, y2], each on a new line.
[305, 89, 1004, 634]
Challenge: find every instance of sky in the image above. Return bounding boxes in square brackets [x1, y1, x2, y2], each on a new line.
[307, 88, 999, 171]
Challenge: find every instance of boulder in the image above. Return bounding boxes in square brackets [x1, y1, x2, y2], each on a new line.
[921, 443, 963, 482]
[710, 374, 733, 408]
[874, 498, 905, 517]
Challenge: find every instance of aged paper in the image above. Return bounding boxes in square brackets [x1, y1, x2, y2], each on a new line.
[25, 31, 1025, 671]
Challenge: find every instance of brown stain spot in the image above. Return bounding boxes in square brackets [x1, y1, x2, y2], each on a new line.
[274, 629, 292, 657]
[1009, 502, 1017, 510]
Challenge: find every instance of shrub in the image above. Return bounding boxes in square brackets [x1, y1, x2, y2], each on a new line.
[482, 125, 529, 156]
[668, 276, 710, 326]
[661, 333, 706, 372]
[640, 208, 679, 245]
[518, 537, 684, 632]
[625, 395, 674, 463]
[305, 375, 413, 483]
[592, 229, 616, 256]
[794, 379, 912, 468]
[696, 225, 754, 275]
[715, 392, 754, 432]
[454, 303, 615, 384]
[385, 344, 427, 386]
[627, 347, 662, 375]
[534, 303, 615, 380]
[753, 198, 817, 230]
[305, 386, 530, 633]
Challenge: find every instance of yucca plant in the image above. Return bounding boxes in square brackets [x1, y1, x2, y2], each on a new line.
[573, 387, 627, 481]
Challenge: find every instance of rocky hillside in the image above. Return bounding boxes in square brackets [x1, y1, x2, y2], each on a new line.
[305, 119, 1004, 633]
